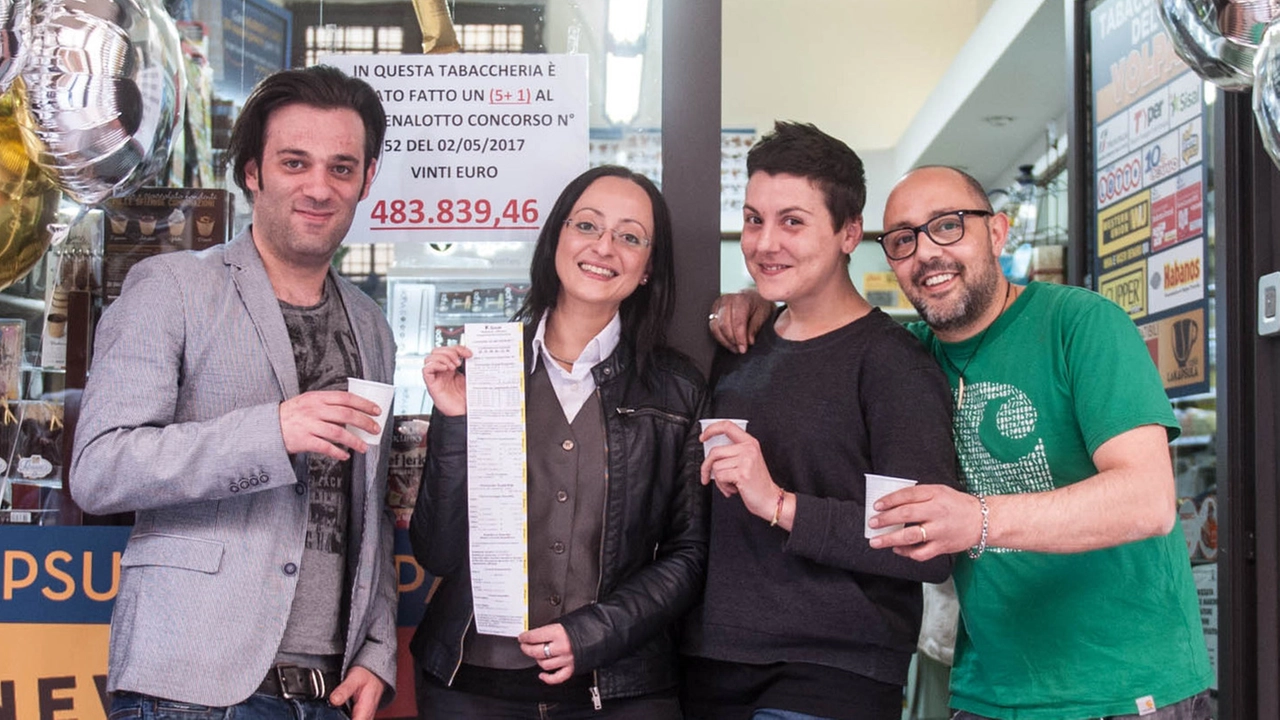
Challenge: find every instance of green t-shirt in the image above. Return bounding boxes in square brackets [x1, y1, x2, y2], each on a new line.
[910, 282, 1212, 720]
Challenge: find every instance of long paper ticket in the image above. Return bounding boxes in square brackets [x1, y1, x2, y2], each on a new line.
[463, 322, 528, 636]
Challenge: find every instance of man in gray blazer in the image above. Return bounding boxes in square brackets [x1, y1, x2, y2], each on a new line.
[71, 66, 398, 720]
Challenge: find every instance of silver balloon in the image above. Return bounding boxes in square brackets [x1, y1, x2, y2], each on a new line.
[1157, 0, 1279, 91]
[1252, 21, 1280, 170]
[1219, 0, 1279, 45]
[16, 0, 184, 205]
[0, 0, 32, 92]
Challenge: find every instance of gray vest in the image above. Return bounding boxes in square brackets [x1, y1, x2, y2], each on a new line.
[463, 362, 608, 668]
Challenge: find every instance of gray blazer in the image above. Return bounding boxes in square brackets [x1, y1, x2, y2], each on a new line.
[70, 230, 398, 707]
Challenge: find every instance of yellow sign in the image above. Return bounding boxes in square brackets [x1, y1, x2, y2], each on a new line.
[1097, 189, 1151, 259]
[0, 624, 110, 720]
[1099, 261, 1148, 319]
[862, 271, 911, 309]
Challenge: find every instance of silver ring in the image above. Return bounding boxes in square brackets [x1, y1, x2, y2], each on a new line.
[708, 312, 719, 324]
[542, 642, 552, 659]
[918, 525, 928, 544]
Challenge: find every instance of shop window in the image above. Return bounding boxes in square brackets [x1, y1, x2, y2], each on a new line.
[337, 243, 394, 282]
[457, 23, 525, 52]
[305, 24, 406, 66]
[289, 3, 543, 68]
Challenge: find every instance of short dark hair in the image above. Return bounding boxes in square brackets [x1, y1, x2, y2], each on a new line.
[514, 165, 675, 376]
[225, 65, 387, 197]
[746, 121, 866, 230]
[914, 165, 993, 212]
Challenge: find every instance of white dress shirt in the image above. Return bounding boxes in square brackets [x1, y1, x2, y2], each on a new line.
[530, 311, 621, 422]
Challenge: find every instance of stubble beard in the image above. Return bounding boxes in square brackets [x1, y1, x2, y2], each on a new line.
[256, 203, 352, 271]
[906, 257, 1003, 334]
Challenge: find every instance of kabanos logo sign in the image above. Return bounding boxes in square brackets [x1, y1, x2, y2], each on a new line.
[1097, 152, 1143, 208]
[1164, 257, 1201, 289]
[1151, 257, 1200, 292]
[1147, 243, 1205, 315]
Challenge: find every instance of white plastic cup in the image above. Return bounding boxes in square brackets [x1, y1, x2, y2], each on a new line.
[864, 473, 918, 539]
[699, 418, 748, 478]
[346, 377, 395, 445]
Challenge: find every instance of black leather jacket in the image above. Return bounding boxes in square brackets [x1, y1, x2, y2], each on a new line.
[409, 335, 709, 703]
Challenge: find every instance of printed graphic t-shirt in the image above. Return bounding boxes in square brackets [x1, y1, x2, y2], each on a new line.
[275, 277, 363, 668]
[909, 282, 1212, 720]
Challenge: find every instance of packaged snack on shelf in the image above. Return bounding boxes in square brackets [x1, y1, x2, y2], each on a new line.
[437, 290, 472, 314]
[387, 415, 430, 527]
[0, 320, 22, 400]
[471, 287, 505, 315]
[13, 402, 63, 486]
[503, 283, 530, 315]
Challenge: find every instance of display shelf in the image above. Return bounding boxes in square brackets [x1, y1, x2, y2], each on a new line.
[19, 364, 65, 374]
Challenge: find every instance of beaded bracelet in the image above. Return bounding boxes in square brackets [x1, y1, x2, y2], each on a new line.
[769, 489, 786, 527]
[967, 494, 989, 559]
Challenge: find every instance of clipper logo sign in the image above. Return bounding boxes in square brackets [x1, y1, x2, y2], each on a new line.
[1101, 261, 1148, 318]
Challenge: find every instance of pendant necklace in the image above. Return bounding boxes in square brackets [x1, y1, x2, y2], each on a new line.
[544, 345, 578, 368]
[938, 282, 1014, 410]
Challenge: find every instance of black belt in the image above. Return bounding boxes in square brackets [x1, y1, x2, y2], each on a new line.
[257, 665, 342, 701]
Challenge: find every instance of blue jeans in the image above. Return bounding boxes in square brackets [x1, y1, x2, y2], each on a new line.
[108, 691, 350, 720]
[950, 689, 1212, 720]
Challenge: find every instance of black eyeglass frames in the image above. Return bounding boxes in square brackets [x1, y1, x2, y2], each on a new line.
[877, 209, 993, 260]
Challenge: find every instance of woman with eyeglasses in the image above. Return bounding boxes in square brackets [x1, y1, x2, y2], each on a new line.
[409, 165, 708, 719]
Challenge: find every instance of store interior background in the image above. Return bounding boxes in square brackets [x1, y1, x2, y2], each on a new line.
[717, 0, 1072, 295]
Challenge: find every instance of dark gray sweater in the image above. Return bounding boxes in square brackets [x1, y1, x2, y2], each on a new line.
[681, 307, 958, 686]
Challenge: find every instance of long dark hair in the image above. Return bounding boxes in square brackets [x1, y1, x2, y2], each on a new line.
[225, 65, 387, 198]
[514, 165, 675, 375]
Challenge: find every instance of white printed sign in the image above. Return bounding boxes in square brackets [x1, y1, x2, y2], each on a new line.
[322, 54, 589, 243]
[1096, 110, 1131, 167]
[1147, 238, 1205, 316]
[1193, 563, 1218, 690]
[1166, 71, 1203, 129]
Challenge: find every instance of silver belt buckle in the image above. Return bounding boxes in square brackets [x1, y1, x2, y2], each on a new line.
[275, 665, 299, 700]
[275, 664, 325, 700]
[309, 667, 327, 700]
